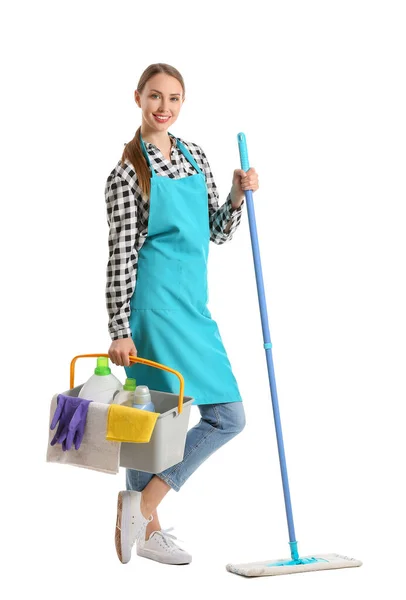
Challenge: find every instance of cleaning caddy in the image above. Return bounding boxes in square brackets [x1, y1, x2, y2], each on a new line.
[46, 353, 194, 474]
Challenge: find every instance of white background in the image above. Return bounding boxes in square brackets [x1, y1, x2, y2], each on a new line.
[1, 0, 405, 597]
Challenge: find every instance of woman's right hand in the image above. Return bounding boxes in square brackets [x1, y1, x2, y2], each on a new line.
[108, 337, 137, 367]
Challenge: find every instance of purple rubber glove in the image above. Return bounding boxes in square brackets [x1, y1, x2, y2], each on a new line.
[65, 399, 91, 450]
[50, 394, 91, 451]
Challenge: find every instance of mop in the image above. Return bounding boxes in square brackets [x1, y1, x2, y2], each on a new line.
[226, 133, 362, 577]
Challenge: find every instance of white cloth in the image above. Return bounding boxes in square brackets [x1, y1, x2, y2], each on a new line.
[46, 393, 121, 474]
[225, 553, 363, 577]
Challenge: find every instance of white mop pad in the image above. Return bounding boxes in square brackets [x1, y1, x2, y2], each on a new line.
[226, 553, 362, 577]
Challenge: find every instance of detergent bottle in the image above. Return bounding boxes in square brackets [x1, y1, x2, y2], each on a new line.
[78, 357, 123, 404]
[132, 385, 156, 412]
[112, 377, 137, 407]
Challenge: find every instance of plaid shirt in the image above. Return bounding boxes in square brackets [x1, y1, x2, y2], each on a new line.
[105, 133, 244, 341]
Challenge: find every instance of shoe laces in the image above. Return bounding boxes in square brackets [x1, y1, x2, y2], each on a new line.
[154, 527, 185, 552]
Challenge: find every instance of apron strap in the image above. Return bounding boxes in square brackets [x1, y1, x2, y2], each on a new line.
[175, 139, 204, 176]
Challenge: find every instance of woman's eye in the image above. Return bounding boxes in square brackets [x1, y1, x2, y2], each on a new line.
[151, 94, 179, 101]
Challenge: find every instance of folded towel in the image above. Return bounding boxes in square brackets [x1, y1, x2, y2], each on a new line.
[46, 393, 120, 474]
[106, 404, 159, 443]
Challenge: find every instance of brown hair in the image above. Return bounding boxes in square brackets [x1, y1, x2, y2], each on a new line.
[120, 63, 185, 199]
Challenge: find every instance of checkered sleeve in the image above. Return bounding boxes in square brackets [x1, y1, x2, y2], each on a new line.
[105, 173, 138, 340]
[199, 147, 244, 245]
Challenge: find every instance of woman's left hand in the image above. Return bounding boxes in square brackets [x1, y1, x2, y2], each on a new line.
[231, 168, 259, 209]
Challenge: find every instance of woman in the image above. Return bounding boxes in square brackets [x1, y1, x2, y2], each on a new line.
[105, 63, 259, 566]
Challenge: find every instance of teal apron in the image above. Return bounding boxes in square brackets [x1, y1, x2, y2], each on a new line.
[124, 133, 242, 406]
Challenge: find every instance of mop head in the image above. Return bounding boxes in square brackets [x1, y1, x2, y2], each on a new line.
[226, 553, 362, 577]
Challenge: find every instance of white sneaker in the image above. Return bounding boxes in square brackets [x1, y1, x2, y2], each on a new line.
[115, 490, 153, 564]
[136, 527, 192, 565]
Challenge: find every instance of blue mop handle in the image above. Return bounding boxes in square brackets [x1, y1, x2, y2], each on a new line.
[237, 132, 299, 561]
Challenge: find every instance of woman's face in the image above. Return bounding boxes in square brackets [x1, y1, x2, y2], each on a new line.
[135, 73, 184, 132]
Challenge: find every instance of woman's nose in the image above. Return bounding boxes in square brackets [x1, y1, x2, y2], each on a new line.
[159, 100, 171, 112]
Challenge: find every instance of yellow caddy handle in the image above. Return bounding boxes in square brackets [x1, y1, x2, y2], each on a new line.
[69, 354, 185, 414]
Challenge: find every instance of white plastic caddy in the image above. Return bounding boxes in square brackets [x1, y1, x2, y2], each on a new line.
[65, 353, 194, 473]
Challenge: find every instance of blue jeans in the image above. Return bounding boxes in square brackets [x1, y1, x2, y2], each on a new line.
[126, 401, 246, 493]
